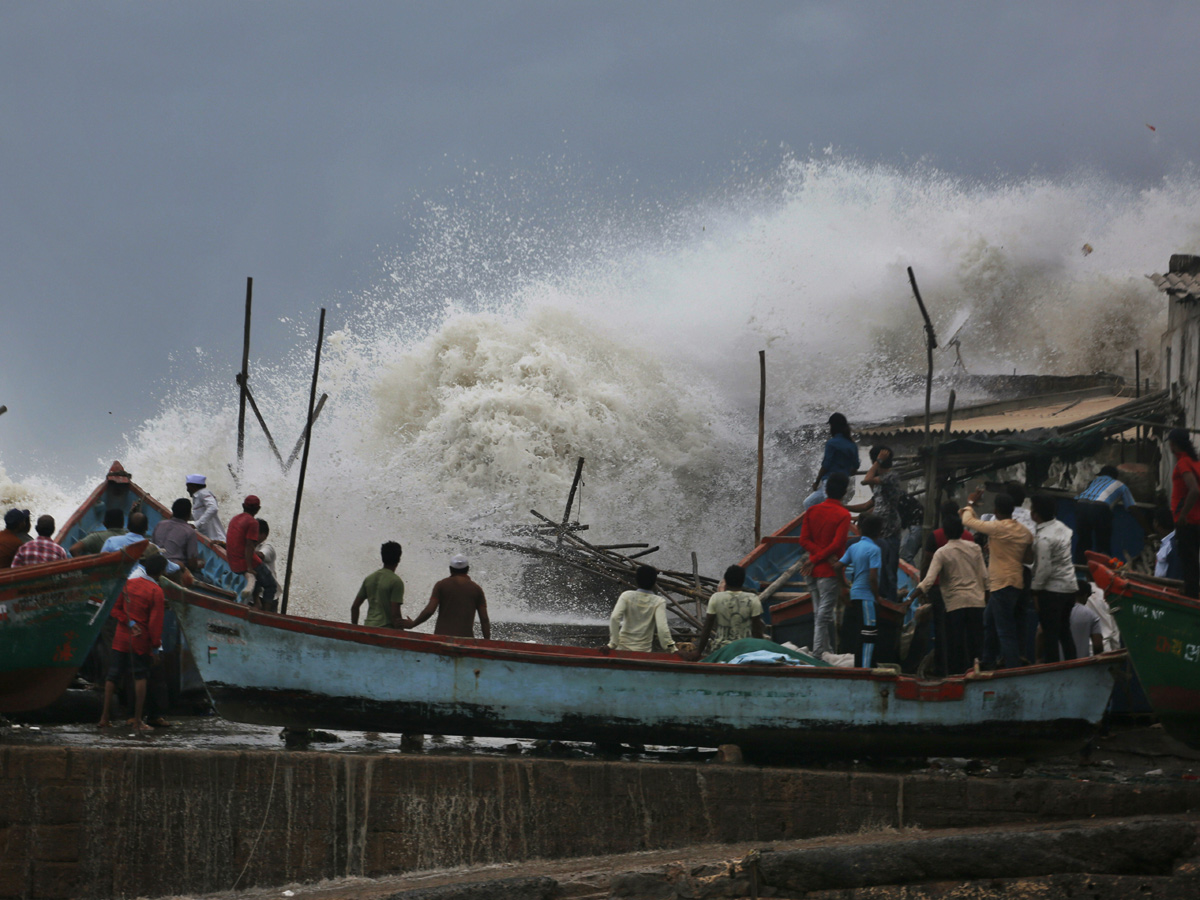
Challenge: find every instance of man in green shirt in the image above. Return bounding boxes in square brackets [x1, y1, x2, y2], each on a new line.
[69, 508, 128, 556]
[350, 541, 405, 628]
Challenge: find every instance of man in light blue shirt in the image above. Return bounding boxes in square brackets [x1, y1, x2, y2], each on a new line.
[1073, 466, 1136, 562]
[833, 514, 883, 667]
[102, 512, 183, 580]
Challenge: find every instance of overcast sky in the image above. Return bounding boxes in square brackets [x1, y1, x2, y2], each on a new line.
[3, 1, 1197, 482]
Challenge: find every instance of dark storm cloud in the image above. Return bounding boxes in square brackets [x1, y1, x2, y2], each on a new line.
[2, 1, 1196, 478]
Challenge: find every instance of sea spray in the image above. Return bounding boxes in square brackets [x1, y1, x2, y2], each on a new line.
[2, 155, 1193, 620]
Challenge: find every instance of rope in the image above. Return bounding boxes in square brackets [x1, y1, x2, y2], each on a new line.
[232, 753, 279, 890]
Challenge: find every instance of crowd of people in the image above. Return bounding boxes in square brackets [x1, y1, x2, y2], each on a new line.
[784, 412, 1183, 674]
[5, 420, 1196, 730]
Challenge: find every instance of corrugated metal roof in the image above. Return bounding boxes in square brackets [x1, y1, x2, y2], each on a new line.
[859, 393, 1135, 439]
[1148, 271, 1200, 302]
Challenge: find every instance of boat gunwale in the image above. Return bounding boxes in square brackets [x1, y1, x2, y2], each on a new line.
[0, 540, 148, 587]
[171, 583, 1125, 685]
[1089, 559, 1200, 614]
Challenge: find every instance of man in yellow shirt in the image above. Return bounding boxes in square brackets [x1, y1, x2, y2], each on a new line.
[961, 489, 1033, 669]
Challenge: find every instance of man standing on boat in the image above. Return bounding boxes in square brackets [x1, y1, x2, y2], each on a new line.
[407, 554, 491, 639]
[911, 514, 988, 674]
[11, 515, 70, 566]
[804, 413, 860, 510]
[1073, 466, 1137, 562]
[185, 474, 226, 544]
[151, 499, 202, 572]
[350, 540, 405, 628]
[832, 514, 884, 667]
[1029, 494, 1078, 662]
[226, 495, 277, 609]
[962, 490, 1033, 669]
[604, 564, 677, 653]
[800, 471, 853, 658]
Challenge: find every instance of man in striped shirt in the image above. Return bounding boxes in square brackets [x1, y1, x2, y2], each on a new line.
[1073, 466, 1136, 562]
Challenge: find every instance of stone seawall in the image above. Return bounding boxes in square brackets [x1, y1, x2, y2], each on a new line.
[2, 746, 1198, 899]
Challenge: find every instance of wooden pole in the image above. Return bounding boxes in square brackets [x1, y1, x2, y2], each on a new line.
[754, 350, 766, 545]
[1135, 349, 1142, 461]
[281, 308, 326, 615]
[284, 393, 328, 472]
[691, 551, 702, 621]
[237, 380, 285, 470]
[906, 267, 938, 444]
[559, 457, 585, 549]
[920, 390, 956, 576]
[237, 277, 253, 471]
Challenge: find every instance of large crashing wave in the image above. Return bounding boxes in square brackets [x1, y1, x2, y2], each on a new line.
[2, 156, 1194, 618]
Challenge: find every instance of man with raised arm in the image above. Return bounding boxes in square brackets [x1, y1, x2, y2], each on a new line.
[961, 488, 1033, 669]
[407, 554, 491, 640]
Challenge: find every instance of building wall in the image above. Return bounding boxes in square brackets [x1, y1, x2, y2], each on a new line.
[1159, 285, 1200, 487]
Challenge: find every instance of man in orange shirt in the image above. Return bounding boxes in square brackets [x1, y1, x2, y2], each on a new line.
[0, 508, 28, 568]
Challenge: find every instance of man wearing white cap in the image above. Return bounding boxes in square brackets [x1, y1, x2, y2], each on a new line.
[185, 474, 226, 543]
[406, 554, 490, 640]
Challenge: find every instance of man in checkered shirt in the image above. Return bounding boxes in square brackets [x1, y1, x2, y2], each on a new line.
[11, 515, 70, 566]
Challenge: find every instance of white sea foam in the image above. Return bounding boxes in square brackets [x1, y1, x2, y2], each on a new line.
[2, 156, 1195, 619]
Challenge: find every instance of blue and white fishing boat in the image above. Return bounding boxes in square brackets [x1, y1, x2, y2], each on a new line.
[170, 582, 1122, 757]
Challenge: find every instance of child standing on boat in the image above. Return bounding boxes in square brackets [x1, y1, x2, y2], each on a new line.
[833, 514, 884, 668]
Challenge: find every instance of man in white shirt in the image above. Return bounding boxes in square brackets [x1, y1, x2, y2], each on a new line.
[607, 565, 678, 654]
[185, 474, 226, 543]
[1029, 495, 1078, 662]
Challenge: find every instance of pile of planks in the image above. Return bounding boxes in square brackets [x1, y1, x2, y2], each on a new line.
[466, 508, 718, 630]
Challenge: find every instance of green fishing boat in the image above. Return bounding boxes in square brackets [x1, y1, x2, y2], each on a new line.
[1089, 556, 1200, 746]
[0, 541, 146, 713]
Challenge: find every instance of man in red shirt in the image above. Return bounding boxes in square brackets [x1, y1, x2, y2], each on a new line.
[227, 494, 277, 610]
[799, 471, 852, 657]
[98, 554, 168, 731]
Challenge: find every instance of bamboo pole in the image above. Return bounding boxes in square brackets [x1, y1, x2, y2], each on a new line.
[559, 457, 585, 549]
[758, 558, 807, 605]
[237, 277, 253, 471]
[754, 350, 766, 546]
[281, 308, 326, 615]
